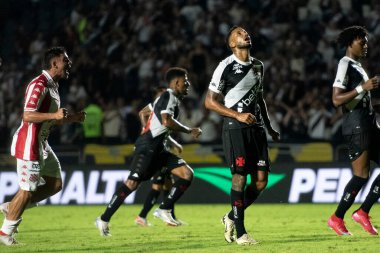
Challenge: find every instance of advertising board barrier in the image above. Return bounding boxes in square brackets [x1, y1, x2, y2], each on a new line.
[0, 163, 379, 204]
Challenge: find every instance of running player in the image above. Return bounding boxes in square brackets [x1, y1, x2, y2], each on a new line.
[135, 86, 184, 226]
[0, 47, 86, 246]
[205, 26, 280, 245]
[328, 26, 380, 236]
[95, 67, 201, 236]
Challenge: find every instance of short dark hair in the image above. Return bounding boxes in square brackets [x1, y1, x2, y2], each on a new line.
[165, 67, 188, 83]
[42, 47, 66, 70]
[225, 25, 239, 48]
[337, 26, 368, 48]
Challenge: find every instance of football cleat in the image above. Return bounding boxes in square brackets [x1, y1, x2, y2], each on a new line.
[352, 209, 378, 235]
[153, 208, 179, 226]
[0, 231, 17, 246]
[327, 214, 352, 236]
[134, 216, 152, 227]
[236, 233, 259, 245]
[95, 217, 111, 236]
[221, 213, 235, 243]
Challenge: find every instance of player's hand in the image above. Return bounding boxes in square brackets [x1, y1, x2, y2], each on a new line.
[235, 112, 256, 125]
[190, 128, 202, 139]
[55, 108, 67, 120]
[268, 128, 280, 142]
[362, 76, 379, 91]
[73, 111, 86, 122]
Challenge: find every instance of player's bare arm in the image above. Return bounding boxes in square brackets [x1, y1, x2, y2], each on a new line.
[167, 135, 183, 154]
[257, 92, 280, 141]
[161, 113, 202, 138]
[138, 104, 152, 128]
[56, 111, 86, 125]
[332, 77, 378, 107]
[23, 108, 67, 123]
[205, 89, 256, 125]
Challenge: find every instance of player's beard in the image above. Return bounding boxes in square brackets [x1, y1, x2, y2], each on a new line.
[237, 41, 251, 49]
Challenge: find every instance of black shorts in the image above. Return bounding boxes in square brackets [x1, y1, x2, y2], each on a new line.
[222, 125, 270, 175]
[128, 145, 186, 182]
[344, 125, 380, 163]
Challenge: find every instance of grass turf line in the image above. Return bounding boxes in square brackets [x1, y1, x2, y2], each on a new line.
[0, 204, 379, 253]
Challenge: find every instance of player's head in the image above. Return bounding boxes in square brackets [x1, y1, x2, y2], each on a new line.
[337, 26, 368, 58]
[165, 67, 190, 98]
[226, 26, 251, 51]
[42, 47, 72, 80]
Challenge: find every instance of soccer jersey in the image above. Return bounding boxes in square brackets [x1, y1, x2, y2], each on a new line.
[143, 88, 180, 138]
[208, 54, 264, 127]
[11, 71, 60, 161]
[333, 56, 374, 134]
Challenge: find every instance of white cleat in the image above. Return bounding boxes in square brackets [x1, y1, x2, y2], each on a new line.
[236, 233, 259, 245]
[221, 213, 235, 243]
[95, 217, 111, 237]
[153, 208, 179, 226]
[0, 232, 17, 246]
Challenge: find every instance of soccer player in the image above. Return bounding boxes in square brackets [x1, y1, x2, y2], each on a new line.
[204, 26, 280, 245]
[0, 47, 86, 246]
[328, 26, 380, 236]
[95, 67, 202, 236]
[135, 86, 184, 227]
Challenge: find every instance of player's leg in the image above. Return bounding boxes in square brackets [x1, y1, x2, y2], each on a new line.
[0, 159, 42, 245]
[352, 132, 380, 235]
[136, 173, 163, 227]
[328, 144, 369, 235]
[154, 154, 193, 226]
[96, 145, 155, 236]
[244, 170, 268, 209]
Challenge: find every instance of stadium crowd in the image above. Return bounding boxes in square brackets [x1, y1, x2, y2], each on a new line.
[1, 0, 380, 148]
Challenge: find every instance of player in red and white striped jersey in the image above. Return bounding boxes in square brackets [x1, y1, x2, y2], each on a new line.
[0, 47, 86, 246]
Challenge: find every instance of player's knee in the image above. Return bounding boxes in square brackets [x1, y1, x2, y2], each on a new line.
[20, 189, 33, 201]
[53, 180, 63, 194]
[256, 180, 267, 191]
[125, 179, 139, 191]
[152, 183, 162, 191]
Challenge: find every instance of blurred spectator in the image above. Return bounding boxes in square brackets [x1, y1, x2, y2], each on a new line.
[0, 0, 379, 146]
[103, 100, 123, 144]
[83, 100, 103, 144]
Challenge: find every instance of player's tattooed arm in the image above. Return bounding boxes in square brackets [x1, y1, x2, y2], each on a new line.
[205, 90, 256, 125]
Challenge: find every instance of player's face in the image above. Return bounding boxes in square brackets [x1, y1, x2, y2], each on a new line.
[350, 36, 368, 59]
[230, 27, 251, 49]
[55, 53, 72, 80]
[176, 75, 190, 98]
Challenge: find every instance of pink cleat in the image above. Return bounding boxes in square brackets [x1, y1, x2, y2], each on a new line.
[352, 209, 378, 235]
[327, 214, 352, 236]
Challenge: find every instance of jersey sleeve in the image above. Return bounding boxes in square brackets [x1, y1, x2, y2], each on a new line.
[154, 91, 175, 116]
[253, 59, 264, 92]
[208, 61, 226, 94]
[333, 58, 349, 89]
[24, 80, 47, 112]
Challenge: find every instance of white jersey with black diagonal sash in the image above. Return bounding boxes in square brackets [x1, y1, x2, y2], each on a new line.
[208, 54, 264, 127]
[143, 88, 180, 138]
[333, 56, 375, 135]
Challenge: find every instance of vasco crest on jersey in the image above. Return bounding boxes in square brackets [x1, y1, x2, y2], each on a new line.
[233, 63, 243, 74]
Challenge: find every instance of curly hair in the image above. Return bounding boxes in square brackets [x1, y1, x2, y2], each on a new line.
[337, 26, 368, 48]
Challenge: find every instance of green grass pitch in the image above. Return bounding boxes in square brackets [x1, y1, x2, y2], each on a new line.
[0, 204, 379, 253]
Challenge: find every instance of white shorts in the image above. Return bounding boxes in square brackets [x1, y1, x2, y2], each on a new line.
[17, 149, 61, 191]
